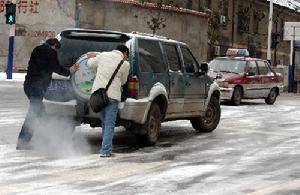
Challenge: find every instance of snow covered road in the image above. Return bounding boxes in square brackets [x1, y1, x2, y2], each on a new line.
[1, 80, 300, 194]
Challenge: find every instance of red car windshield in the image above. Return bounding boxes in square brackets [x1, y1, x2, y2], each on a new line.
[209, 59, 246, 74]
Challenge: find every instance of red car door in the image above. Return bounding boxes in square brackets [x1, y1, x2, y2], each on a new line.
[243, 60, 261, 98]
[257, 60, 274, 97]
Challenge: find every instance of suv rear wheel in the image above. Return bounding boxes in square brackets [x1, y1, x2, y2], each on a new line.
[191, 96, 220, 132]
[265, 88, 278, 105]
[135, 103, 161, 146]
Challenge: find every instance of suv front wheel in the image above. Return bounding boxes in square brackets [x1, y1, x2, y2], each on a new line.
[191, 96, 220, 132]
[135, 103, 161, 146]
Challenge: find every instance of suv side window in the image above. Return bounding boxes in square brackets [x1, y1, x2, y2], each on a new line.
[163, 44, 181, 71]
[257, 61, 273, 75]
[138, 39, 166, 73]
[180, 46, 198, 73]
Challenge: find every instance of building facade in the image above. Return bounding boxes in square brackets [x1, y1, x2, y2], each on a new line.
[2, 0, 297, 72]
[0, 0, 208, 71]
[172, 0, 300, 66]
[209, 0, 300, 66]
[0, 0, 76, 71]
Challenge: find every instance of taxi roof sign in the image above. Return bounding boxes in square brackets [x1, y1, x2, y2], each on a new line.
[226, 48, 249, 57]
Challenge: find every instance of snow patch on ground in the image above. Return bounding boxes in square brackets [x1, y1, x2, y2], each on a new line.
[0, 72, 25, 82]
[136, 164, 219, 186]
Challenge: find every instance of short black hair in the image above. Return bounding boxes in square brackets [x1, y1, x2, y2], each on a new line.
[46, 38, 61, 49]
[116, 45, 129, 54]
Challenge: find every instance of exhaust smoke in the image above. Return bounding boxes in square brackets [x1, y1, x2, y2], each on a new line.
[28, 113, 92, 158]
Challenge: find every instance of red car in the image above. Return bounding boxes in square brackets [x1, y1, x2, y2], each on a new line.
[208, 49, 284, 105]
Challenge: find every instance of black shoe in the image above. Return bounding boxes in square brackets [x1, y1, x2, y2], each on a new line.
[100, 152, 112, 157]
[16, 143, 32, 150]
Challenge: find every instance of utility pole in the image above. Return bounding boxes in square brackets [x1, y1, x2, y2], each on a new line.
[75, 3, 82, 28]
[267, 0, 273, 64]
[291, 26, 295, 68]
[289, 26, 295, 92]
[5, 0, 16, 80]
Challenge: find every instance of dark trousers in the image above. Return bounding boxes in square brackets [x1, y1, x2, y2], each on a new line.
[17, 83, 45, 147]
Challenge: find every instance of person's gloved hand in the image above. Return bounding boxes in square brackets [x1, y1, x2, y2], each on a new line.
[70, 64, 79, 73]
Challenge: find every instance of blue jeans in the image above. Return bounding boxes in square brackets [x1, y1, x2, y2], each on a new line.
[99, 98, 119, 154]
[17, 83, 45, 147]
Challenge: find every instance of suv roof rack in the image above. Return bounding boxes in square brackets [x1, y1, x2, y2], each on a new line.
[131, 31, 169, 40]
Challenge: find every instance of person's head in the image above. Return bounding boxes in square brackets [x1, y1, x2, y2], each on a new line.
[116, 45, 129, 59]
[45, 38, 61, 50]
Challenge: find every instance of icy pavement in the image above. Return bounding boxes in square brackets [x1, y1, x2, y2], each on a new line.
[0, 72, 25, 82]
[1, 81, 300, 194]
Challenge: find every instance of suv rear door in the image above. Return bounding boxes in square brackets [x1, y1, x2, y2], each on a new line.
[179, 45, 206, 112]
[137, 39, 169, 98]
[162, 43, 185, 114]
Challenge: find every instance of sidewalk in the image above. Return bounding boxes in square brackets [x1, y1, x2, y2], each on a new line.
[281, 92, 300, 97]
[0, 72, 25, 82]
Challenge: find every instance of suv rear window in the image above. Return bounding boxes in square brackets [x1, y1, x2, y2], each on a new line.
[58, 35, 128, 67]
[163, 44, 181, 71]
[138, 39, 166, 73]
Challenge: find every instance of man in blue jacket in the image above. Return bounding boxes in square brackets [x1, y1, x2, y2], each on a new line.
[16, 38, 78, 150]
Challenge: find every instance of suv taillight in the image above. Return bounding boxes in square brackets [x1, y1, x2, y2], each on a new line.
[128, 76, 139, 98]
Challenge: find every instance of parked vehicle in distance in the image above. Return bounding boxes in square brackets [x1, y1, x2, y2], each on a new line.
[208, 49, 284, 105]
[43, 29, 221, 145]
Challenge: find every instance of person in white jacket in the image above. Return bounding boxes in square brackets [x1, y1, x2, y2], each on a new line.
[87, 45, 130, 157]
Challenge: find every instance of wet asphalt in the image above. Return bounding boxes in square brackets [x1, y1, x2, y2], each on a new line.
[1, 81, 300, 194]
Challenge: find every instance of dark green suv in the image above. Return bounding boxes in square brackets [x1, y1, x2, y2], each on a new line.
[44, 29, 221, 145]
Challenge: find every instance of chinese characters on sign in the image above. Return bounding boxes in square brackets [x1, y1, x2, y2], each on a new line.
[0, 0, 39, 14]
[29, 0, 39, 13]
[0, 0, 6, 13]
[18, 0, 28, 14]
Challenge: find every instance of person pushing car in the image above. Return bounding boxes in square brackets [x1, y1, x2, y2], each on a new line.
[86, 45, 130, 157]
[17, 38, 79, 150]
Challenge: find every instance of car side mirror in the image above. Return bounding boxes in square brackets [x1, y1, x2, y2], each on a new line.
[200, 63, 208, 73]
[185, 64, 195, 73]
[194, 63, 208, 77]
[246, 71, 255, 76]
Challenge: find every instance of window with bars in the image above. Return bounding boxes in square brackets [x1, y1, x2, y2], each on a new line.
[253, 12, 259, 34]
[237, 4, 250, 34]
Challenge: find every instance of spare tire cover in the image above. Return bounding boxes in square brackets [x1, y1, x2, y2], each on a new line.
[71, 54, 96, 100]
